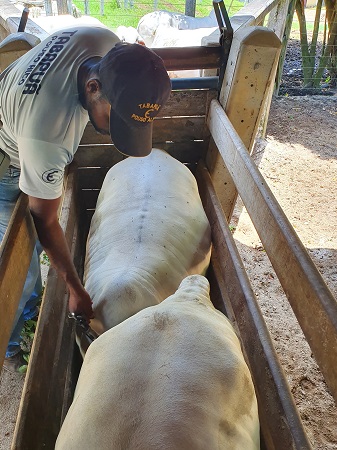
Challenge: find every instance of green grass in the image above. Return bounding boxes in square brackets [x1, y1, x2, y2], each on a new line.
[18, 253, 49, 373]
[291, 20, 326, 33]
[73, 0, 243, 30]
[290, 7, 327, 33]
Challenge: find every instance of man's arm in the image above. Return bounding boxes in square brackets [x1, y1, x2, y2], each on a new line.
[28, 195, 94, 321]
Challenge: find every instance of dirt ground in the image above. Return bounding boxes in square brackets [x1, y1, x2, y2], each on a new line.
[231, 94, 337, 449]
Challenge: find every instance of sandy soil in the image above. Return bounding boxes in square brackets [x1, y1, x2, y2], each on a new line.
[231, 94, 337, 449]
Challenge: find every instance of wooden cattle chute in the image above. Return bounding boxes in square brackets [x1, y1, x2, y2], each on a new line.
[0, 0, 335, 448]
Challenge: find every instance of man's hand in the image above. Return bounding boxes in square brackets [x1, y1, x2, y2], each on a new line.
[68, 286, 94, 322]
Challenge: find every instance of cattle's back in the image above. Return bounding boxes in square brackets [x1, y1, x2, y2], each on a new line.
[84, 149, 211, 332]
[56, 275, 260, 450]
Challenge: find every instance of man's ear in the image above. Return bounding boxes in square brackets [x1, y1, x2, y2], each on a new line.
[86, 78, 102, 94]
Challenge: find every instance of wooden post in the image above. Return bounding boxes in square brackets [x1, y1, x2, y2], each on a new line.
[205, 26, 281, 221]
[196, 162, 312, 449]
[12, 170, 83, 450]
[0, 32, 40, 72]
[84, 0, 90, 15]
[0, 195, 36, 370]
[56, 0, 71, 14]
[273, 0, 296, 94]
[207, 99, 337, 404]
[185, 0, 196, 17]
[259, 0, 294, 137]
[44, 0, 53, 16]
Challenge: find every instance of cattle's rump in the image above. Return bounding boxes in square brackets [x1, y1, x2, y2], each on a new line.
[137, 9, 217, 47]
[84, 148, 212, 334]
[56, 275, 260, 450]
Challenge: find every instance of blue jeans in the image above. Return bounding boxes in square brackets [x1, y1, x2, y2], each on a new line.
[0, 166, 42, 357]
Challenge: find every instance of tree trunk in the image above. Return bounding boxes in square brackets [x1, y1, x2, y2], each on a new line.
[296, 0, 316, 86]
[324, 0, 337, 85]
[44, 0, 53, 16]
[312, 9, 337, 86]
[275, 0, 297, 94]
[56, 0, 71, 14]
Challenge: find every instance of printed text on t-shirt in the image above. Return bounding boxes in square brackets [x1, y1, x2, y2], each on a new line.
[18, 30, 78, 95]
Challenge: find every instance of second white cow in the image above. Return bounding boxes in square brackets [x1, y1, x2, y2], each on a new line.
[56, 275, 260, 450]
[84, 149, 212, 335]
[137, 9, 217, 47]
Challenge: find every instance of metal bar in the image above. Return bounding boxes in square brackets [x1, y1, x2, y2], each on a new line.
[171, 76, 219, 90]
[213, 0, 233, 33]
[185, 0, 196, 17]
[212, 0, 233, 93]
[18, 7, 29, 32]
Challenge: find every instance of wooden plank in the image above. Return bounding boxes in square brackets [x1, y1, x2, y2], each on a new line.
[76, 142, 206, 211]
[12, 169, 82, 450]
[76, 141, 208, 167]
[77, 189, 100, 212]
[219, 27, 281, 122]
[79, 90, 216, 146]
[78, 167, 109, 190]
[75, 143, 202, 169]
[231, 0, 281, 31]
[207, 99, 337, 403]
[157, 89, 217, 118]
[202, 0, 281, 47]
[206, 26, 281, 221]
[73, 145, 124, 168]
[80, 123, 110, 145]
[153, 46, 221, 70]
[259, 0, 292, 136]
[267, 0, 292, 39]
[196, 163, 311, 450]
[81, 117, 209, 146]
[0, 194, 36, 370]
[152, 141, 207, 163]
[273, 0, 297, 94]
[154, 117, 209, 142]
[75, 141, 207, 212]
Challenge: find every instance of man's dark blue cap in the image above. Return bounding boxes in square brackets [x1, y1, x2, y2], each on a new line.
[99, 42, 171, 157]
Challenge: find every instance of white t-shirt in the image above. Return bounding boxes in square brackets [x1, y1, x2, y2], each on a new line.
[0, 26, 119, 199]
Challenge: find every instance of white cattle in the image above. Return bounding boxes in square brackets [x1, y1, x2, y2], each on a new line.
[56, 275, 260, 450]
[115, 25, 145, 44]
[151, 24, 217, 48]
[138, 9, 217, 47]
[150, 25, 218, 78]
[84, 149, 212, 335]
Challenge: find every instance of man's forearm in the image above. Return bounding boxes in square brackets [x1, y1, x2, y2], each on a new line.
[33, 216, 82, 292]
[28, 195, 93, 319]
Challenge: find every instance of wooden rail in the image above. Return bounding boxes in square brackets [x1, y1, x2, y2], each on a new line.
[196, 163, 312, 450]
[0, 195, 36, 369]
[12, 170, 83, 450]
[206, 99, 337, 405]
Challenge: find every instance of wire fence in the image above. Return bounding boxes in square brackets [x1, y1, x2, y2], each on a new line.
[24, 0, 337, 94]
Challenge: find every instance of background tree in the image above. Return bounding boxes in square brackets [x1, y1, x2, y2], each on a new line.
[296, 0, 337, 88]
